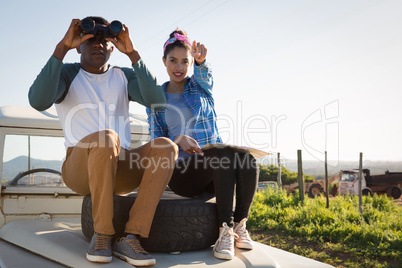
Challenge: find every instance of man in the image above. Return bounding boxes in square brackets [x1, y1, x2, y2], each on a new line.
[29, 16, 178, 266]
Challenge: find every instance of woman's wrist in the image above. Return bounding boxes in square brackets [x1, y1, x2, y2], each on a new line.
[195, 59, 206, 66]
[173, 135, 183, 145]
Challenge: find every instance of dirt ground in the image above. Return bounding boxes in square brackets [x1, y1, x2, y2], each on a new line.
[252, 229, 400, 268]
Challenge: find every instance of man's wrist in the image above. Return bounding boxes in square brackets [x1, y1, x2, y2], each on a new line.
[53, 42, 70, 61]
[126, 50, 141, 65]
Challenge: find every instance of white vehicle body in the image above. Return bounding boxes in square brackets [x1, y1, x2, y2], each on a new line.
[0, 106, 334, 268]
[338, 170, 366, 196]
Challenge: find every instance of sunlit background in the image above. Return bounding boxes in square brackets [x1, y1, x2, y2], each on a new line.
[1, 0, 401, 162]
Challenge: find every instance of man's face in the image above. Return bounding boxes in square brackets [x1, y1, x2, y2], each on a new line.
[78, 27, 113, 73]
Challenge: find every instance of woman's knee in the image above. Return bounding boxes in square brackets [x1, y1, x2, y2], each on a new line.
[232, 151, 259, 173]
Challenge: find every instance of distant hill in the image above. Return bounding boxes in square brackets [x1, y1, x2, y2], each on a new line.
[3, 155, 401, 181]
[281, 159, 402, 177]
[2, 156, 62, 181]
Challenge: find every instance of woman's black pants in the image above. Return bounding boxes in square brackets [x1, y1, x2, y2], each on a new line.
[168, 146, 259, 227]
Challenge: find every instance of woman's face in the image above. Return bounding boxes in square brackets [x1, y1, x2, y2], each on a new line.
[163, 46, 191, 83]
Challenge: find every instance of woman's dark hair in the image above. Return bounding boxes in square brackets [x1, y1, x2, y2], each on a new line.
[163, 29, 191, 59]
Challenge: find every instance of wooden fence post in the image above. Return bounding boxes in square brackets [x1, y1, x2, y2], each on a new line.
[277, 152, 282, 190]
[325, 151, 329, 208]
[297, 150, 305, 203]
[359, 152, 363, 214]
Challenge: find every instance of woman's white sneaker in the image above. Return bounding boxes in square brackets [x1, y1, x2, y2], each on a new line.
[233, 218, 253, 250]
[212, 222, 238, 260]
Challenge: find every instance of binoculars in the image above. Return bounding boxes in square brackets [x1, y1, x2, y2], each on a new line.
[80, 18, 123, 39]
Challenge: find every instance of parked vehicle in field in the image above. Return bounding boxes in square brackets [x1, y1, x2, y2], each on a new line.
[0, 106, 334, 267]
[257, 181, 277, 191]
[283, 174, 340, 198]
[338, 169, 402, 199]
[284, 169, 402, 199]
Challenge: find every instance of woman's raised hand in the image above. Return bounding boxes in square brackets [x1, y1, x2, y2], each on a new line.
[191, 40, 207, 65]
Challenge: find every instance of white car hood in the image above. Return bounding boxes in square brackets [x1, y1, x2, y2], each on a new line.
[0, 217, 334, 268]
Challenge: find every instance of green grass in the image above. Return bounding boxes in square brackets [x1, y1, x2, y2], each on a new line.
[248, 187, 402, 268]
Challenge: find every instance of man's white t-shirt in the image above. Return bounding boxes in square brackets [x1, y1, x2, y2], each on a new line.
[55, 67, 131, 150]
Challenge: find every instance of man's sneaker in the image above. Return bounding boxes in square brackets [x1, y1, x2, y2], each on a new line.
[212, 222, 238, 260]
[86, 232, 113, 263]
[234, 218, 253, 250]
[113, 234, 156, 266]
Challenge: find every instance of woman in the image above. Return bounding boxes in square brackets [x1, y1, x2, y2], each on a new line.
[146, 29, 259, 260]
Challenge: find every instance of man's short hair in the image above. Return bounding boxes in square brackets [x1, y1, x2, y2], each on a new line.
[83, 16, 108, 25]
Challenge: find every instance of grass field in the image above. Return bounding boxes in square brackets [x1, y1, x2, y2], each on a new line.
[248, 187, 402, 268]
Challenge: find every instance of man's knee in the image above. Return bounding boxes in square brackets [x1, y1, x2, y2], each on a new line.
[150, 137, 179, 155]
[97, 129, 120, 148]
[76, 129, 120, 150]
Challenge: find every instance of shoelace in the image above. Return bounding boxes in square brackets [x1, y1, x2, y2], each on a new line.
[125, 237, 148, 254]
[213, 223, 238, 252]
[94, 233, 111, 250]
[234, 219, 251, 242]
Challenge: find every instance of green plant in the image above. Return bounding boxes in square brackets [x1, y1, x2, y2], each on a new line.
[249, 187, 402, 267]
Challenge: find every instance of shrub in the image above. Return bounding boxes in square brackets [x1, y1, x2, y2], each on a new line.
[249, 187, 402, 263]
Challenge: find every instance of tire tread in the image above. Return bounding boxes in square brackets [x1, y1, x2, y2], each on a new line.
[81, 192, 219, 252]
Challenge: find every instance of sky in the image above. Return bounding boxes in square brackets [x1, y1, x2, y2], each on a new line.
[1, 0, 402, 165]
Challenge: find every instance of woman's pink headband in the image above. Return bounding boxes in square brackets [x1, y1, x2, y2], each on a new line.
[163, 33, 192, 53]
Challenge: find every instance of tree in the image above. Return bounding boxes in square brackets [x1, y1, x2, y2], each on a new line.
[259, 164, 315, 185]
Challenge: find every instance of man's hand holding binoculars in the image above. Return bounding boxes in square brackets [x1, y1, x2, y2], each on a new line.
[53, 19, 93, 61]
[53, 18, 140, 64]
[106, 24, 141, 65]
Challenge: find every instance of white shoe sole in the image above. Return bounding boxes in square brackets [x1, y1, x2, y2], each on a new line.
[86, 253, 112, 263]
[213, 250, 234, 260]
[113, 251, 156, 266]
[236, 241, 253, 250]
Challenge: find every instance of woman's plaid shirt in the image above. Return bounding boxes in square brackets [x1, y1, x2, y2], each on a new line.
[146, 61, 222, 148]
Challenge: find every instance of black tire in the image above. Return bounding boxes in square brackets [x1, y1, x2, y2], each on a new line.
[308, 184, 323, 198]
[330, 184, 338, 196]
[362, 188, 372, 196]
[81, 191, 219, 252]
[387, 187, 401, 199]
